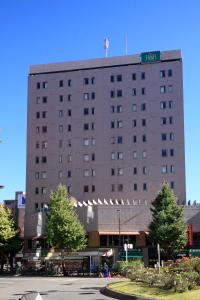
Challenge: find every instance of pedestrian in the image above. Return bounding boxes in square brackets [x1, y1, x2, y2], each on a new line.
[102, 262, 109, 278]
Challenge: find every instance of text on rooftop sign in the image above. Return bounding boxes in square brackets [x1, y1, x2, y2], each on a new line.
[141, 51, 160, 63]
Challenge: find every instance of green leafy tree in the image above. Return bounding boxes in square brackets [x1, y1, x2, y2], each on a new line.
[0, 204, 20, 272]
[47, 184, 86, 253]
[149, 183, 187, 259]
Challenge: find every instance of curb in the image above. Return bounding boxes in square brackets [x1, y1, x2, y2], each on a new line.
[100, 286, 157, 300]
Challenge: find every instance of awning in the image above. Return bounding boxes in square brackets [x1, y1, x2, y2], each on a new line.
[99, 231, 140, 235]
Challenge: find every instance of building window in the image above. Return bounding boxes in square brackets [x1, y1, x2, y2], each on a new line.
[84, 108, 89, 115]
[132, 104, 137, 112]
[35, 187, 39, 195]
[68, 109, 71, 116]
[35, 172, 39, 179]
[59, 95, 63, 102]
[36, 112, 40, 119]
[142, 166, 147, 174]
[170, 132, 174, 141]
[42, 141, 47, 149]
[160, 70, 165, 78]
[83, 154, 89, 161]
[133, 167, 137, 175]
[111, 121, 115, 129]
[91, 169, 95, 177]
[68, 79, 71, 87]
[68, 94, 71, 101]
[161, 165, 168, 173]
[36, 126, 40, 134]
[36, 97, 40, 104]
[117, 105, 123, 113]
[142, 119, 146, 127]
[117, 152, 124, 161]
[58, 155, 62, 163]
[67, 139, 71, 147]
[36, 141, 40, 149]
[133, 183, 137, 191]
[141, 72, 145, 80]
[132, 88, 136, 96]
[42, 82, 48, 89]
[91, 153, 95, 161]
[67, 186, 71, 194]
[133, 135, 137, 143]
[91, 107, 95, 115]
[83, 169, 90, 177]
[118, 184, 123, 192]
[133, 151, 137, 159]
[142, 150, 147, 158]
[91, 77, 95, 84]
[83, 138, 90, 146]
[110, 75, 115, 82]
[42, 156, 47, 163]
[161, 133, 167, 141]
[170, 165, 175, 173]
[168, 85, 173, 93]
[91, 138, 96, 145]
[59, 80, 63, 87]
[117, 120, 123, 128]
[111, 168, 115, 176]
[160, 101, 167, 109]
[58, 171, 63, 179]
[91, 122, 95, 130]
[67, 170, 71, 178]
[42, 96, 47, 104]
[118, 168, 123, 176]
[111, 137, 115, 144]
[142, 134, 146, 142]
[168, 69, 173, 77]
[67, 154, 72, 162]
[84, 185, 89, 193]
[117, 74, 122, 81]
[161, 117, 167, 125]
[111, 152, 115, 160]
[91, 92, 95, 100]
[37, 82, 40, 89]
[42, 111, 47, 118]
[117, 136, 123, 144]
[169, 116, 173, 124]
[141, 87, 145, 95]
[59, 125, 63, 133]
[132, 119, 137, 127]
[84, 93, 89, 100]
[92, 185, 95, 192]
[42, 126, 47, 133]
[111, 184, 115, 192]
[110, 90, 115, 98]
[170, 149, 174, 156]
[141, 103, 146, 111]
[160, 86, 166, 93]
[169, 101, 174, 109]
[143, 183, 147, 191]
[41, 171, 47, 179]
[84, 78, 89, 85]
[117, 90, 122, 97]
[84, 123, 89, 130]
[59, 110, 63, 118]
[132, 73, 136, 80]
[170, 181, 175, 189]
[161, 149, 167, 157]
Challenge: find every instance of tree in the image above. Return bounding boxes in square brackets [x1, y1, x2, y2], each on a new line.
[0, 204, 21, 272]
[149, 183, 187, 259]
[47, 184, 86, 253]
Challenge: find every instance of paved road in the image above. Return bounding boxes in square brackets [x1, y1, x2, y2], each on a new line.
[0, 276, 119, 300]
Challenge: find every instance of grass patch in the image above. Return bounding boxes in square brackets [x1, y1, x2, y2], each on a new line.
[108, 280, 200, 300]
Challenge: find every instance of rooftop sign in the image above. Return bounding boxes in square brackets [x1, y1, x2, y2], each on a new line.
[141, 51, 160, 63]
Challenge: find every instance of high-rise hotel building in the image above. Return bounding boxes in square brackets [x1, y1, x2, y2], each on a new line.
[25, 50, 186, 239]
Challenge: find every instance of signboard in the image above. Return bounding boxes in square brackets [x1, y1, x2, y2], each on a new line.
[141, 51, 160, 63]
[17, 193, 26, 208]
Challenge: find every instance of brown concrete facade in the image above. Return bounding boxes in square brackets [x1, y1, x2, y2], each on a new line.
[25, 50, 186, 238]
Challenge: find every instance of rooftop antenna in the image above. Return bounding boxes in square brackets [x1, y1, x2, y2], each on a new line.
[104, 37, 109, 57]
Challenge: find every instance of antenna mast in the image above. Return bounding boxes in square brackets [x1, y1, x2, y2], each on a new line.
[104, 37, 109, 57]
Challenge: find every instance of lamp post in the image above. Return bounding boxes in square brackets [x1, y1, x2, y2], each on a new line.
[117, 209, 121, 256]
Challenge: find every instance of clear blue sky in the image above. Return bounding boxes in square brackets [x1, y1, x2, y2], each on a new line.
[0, 0, 199, 202]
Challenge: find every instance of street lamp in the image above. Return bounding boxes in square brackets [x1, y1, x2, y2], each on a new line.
[116, 209, 121, 251]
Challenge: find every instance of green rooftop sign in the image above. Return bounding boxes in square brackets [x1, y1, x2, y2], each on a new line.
[141, 51, 160, 63]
